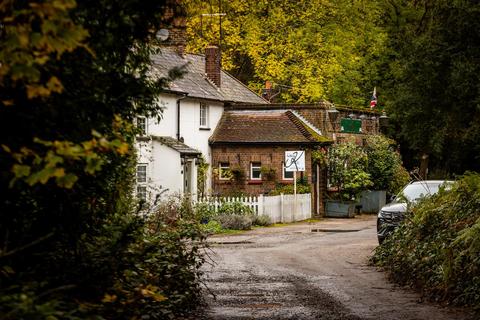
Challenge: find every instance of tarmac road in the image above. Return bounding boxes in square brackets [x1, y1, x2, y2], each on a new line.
[199, 215, 475, 320]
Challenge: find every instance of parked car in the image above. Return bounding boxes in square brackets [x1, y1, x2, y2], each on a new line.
[376, 180, 452, 244]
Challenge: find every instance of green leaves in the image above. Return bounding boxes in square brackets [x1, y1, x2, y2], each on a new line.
[328, 141, 372, 200]
[372, 173, 480, 309]
[4, 125, 131, 189]
[381, 0, 480, 173]
[364, 135, 408, 192]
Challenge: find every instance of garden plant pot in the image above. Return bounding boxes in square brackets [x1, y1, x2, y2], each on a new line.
[325, 200, 356, 218]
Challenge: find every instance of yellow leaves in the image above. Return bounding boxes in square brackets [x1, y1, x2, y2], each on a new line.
[1, 144, 11, 153]
[17, 32, 30, 47]
[116, 142, 130, 155]
[5, 120, 131, 189]
[101, 285, 167, 308]
[26, 76, 63, 98]
[12, 164, 31, 179]
[26, 85, 51, 99]
[139, 285, 167, 302]
[50, 0, 78, 11]
[47, 76, 63, 92]
[53, 167, 65, 178]
[102, 293, 118, 303]
[1, 0, 89, 100]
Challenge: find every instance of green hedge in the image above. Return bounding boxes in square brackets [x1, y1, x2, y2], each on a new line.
[371, 173, 480, 310]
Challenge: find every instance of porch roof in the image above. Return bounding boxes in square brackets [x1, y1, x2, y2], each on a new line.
[152, 136, 201, 156]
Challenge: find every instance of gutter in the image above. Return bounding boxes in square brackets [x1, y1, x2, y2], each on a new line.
[176, 93, 188, 141]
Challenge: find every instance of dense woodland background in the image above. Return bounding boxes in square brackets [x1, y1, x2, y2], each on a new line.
[185, 0, 480, 176]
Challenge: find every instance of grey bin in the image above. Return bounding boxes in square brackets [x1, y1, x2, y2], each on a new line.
[325, 200, 356, 218]
[360, 190, 386, 214]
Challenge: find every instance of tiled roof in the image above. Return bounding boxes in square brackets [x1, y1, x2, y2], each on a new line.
[209, 110, 331, 145]
[150, 48, 268, 104]
[152, 136, 201, 156]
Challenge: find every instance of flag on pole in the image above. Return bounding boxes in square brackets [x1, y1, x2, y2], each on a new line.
[370, 87, 377, 109]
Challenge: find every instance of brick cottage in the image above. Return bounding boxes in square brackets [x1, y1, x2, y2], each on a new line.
[209, 109, 332, 214]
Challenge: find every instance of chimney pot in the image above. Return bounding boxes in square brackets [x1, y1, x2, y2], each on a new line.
[205, 45, 221, 87]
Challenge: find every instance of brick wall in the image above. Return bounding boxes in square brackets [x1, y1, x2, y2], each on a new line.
[294, 109, 379, 148]
[211, 145, 313, 196]
[297, 109, 329, 135]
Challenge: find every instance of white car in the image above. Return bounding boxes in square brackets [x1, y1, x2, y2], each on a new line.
[376, 180, 452, 244]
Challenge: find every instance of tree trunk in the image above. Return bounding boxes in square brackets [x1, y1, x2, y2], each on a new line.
[419, 153, 429, 179]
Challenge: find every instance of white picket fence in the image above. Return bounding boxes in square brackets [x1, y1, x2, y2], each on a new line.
[197, 193, 311, 223]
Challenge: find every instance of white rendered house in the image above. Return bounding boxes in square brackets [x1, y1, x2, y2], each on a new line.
[135, 46, 267, 202]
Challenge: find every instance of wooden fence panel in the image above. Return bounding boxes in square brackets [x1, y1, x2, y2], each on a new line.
[197, 193, 311, 224]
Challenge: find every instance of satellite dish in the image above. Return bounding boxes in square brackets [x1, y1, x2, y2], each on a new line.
[156, 29, 169, 41]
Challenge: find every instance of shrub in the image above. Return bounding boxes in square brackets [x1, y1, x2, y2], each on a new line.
[0, 195, 208, 320]
[99, 196, 207, 319]
[269, 176, 311, 195]
[215, 214, 253, 230]
[328, 142, 372, 200]
[217, 201, 253, 216]
[194, 201, 216, 223]
[389, 163, 410, 194]
[261, 166, 277, 181]
[371, 172, 480, 309]
[230, 166, 246, 182]
[253, 214, 273, 226]
[364, 135, 409, 193]
[202, 220, 223, 234]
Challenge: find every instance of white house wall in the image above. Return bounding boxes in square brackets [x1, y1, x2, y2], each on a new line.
[150, 142, 183, 196]
[147, 94, 178, 137]
[141, 93, 224, 196]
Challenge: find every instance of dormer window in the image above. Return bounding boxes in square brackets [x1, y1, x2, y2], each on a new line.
[199, 103, 209, 129]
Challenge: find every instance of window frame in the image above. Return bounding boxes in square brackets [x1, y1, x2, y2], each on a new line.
[136, 116, 147, 135]
[137, 164, 147, 183]
[250, 162, 262, 181]
[219, 162, 230, 180]
[136, 164, 148, 201]
[282, 162, 294, 180]
[199, 103, 209, 128]
[136, 185, 147, 202]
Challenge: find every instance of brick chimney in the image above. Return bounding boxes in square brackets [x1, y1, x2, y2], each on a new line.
[160, 2, 187, 56]
[205, 45, 221, 87]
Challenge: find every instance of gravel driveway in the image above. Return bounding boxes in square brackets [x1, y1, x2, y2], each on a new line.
[198, 215, 475, 320]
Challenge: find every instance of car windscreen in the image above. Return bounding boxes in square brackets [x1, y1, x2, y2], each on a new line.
[399, 183, 442, 202]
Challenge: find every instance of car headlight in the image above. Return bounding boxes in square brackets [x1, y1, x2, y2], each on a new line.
[378, 210, 392, 219]
[378, 210, 404, 223]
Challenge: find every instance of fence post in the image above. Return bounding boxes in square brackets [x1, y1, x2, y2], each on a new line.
[258, 194, 263, 216]
[280, 193, 284, 223]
